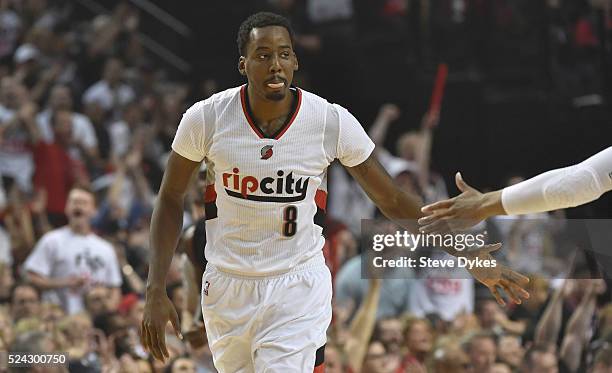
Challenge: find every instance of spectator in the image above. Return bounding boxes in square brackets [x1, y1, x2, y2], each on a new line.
[464, 331, 497, 373]
[164, 356, 197, 373]
[0, 224, 12, 293]
[108, 101, 143, 159]
[361, 338, 401, 373]
[9, 282, 40, 322]
[399, 316, 433, 372]
[0, 2, 22, 60]
[82, 57, 135, 119]
[476, 299, 502, 332]
[592, 345, 612, 373]
[9, 330, 59, 357]
[29, 109, 89, 226]
[373, 317, 404, 354]
[521, 345, 559, 373]
[496, 334, 525, 370]
[491, 362, 512, 373]
[324, 343, 346, 373]
[431, 339, 471, 373]
[84, 285, 113, 318]
[409, 251, 475, 321]
[335, 246, 415, 320]
[23, 186, 122, 314]
[36, 83, 99, 162]
[0, 77, 35, 191]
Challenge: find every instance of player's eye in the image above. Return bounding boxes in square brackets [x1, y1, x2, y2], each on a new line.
[280, 52, 290, 59]
[258, 54, 268, 60]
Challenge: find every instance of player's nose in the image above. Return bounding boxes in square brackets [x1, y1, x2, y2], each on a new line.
[269, 55, 282, 73]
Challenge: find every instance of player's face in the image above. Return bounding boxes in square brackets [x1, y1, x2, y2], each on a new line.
[239, 25, 298, 101]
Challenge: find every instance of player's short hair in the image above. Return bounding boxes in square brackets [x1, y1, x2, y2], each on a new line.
[237, 12, 294, 56]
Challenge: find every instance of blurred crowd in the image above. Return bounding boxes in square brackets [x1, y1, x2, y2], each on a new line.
[0, 0, 611, 372]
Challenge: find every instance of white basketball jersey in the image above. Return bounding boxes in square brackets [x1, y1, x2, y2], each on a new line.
[172, 85, 374, 275]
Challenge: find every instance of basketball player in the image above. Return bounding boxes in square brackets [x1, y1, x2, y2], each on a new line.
[141, 12, 528, 372]
[418, 146, 612, 232]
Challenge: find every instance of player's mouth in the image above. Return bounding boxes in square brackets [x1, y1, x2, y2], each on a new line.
[265, 78, 286, 89]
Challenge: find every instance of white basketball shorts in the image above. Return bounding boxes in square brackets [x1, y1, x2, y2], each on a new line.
[201, 252, 332, 373]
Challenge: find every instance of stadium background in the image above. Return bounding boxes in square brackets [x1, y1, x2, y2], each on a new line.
[92, 0, 612, 215]
[1, 0, 612, 372]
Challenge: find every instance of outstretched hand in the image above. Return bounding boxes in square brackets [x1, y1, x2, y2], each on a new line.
[418, 172, 500, 233]
[462, 243, 530, 306]
[141, 291, 182, 362]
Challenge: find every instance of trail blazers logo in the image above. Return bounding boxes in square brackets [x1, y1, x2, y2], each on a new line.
[261, 145, 273, 160]
[222, 168, 309, 202]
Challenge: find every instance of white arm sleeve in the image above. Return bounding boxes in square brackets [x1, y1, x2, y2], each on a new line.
[501, 146, 612, 215]
[171, 101, 208, 162]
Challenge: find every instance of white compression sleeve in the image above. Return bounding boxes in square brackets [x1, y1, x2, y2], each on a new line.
[501, 146, 612, 215]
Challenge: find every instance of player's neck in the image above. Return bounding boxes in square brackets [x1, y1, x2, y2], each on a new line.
[247, 85, 294, 125]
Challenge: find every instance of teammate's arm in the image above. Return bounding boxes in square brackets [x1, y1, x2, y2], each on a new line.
[419, 146, 612, 233]
[141, 151, 200, 362]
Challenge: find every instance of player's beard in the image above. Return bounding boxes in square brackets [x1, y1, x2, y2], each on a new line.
[265, 91, 286, 101]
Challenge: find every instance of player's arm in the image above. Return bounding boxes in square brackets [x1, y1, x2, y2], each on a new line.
[142, 151, 199, 362]
[147, 151, 199, 294]
[346, 153, 423, 221]
[419, 146, 612, 233]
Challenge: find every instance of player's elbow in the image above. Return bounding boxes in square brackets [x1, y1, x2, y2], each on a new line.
[376, 191, 411, 220]
[155, 188, 186, 211]
[544, 165, 603, 209]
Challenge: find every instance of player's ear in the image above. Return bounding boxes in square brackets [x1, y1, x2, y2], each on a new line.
[293, 52, 299, 71]
[238, 56, 246, 76]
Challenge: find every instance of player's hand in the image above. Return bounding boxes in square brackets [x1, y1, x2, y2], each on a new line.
[141, 290, 182, 362]
[418, 172, 498, 233]
[462, 243, 530, 306]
